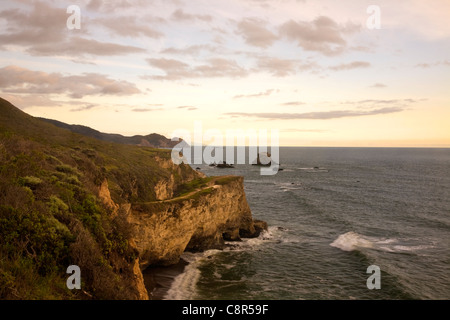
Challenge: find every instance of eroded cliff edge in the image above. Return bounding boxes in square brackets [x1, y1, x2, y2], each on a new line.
[100, 174, 267, 299]
[130, 175, 266, 268]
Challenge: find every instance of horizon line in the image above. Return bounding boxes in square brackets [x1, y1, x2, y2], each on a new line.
[179, 144, 450, 149]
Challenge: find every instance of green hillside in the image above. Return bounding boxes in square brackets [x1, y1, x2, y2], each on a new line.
[38, 118, 181, 148]
[0, 97, 196, 299]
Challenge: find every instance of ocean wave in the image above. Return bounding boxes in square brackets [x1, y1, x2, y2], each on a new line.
[225, 226, 303, 252]
[163, 226, 299, 300]
[165, 226, 288, 299]
[298, 167, 329, 172]
[330, 232, 376, 252]
[274, 182, 303, 192]
[225, 227, 278, 251]
[392, 245, 435, 252]
[330, 231, 435, 254]
[245, 179, 274, 184]
[164, 250, 219, 300]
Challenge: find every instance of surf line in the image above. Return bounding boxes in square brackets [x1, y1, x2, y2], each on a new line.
[182, 304, 216, 318]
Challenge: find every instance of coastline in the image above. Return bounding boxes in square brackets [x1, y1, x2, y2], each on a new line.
[142, 259, 189, 300]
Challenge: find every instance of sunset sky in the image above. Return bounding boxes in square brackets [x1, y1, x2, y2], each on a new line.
[1, 0, 449, 147]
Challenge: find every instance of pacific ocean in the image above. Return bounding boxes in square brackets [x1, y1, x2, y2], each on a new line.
[163, 147, 450, 300]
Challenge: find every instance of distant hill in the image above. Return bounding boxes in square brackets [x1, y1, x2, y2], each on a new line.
[39, 118, 181, 148]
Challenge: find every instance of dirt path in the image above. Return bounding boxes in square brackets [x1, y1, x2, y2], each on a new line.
[148, 175, 235, 204]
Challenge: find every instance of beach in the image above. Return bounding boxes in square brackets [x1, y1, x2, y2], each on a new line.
[143, 259, 189, 300]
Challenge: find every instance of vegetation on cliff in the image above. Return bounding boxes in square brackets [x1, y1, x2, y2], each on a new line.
[38, 117, 182, 149]
[0, 97, 197, 299]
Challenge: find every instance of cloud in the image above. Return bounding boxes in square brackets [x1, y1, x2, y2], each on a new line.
[29, 36, 145, 57]
[255, 56, 319, 77]
[0, 3, 66, 44]
[1, 93, 104, 112]
[171, 9, 212, 22]
[86, 0, 158, 13]
[370, 83, 387, 88]
[256, 57, 297, 77]
[224, 107, 405, 120]
[146, 54, 319, 81]
[0, 94, 62, 109]
[415, 60, 450, 68]
[0, 65, 141, 99]
[233, 89, 275, 99]
[0, 2, 145, 57]
[95, 16, 164, 38]
[161, 44, 220, 55]
[70, 104, 98, 112]
[279, 16, 360, 56]
[329, 61, 371, 71]
[70, 59, 98, 65]
[146, 58, 248, 80]
[236, 18, 278, 48]
[281, 101, 306, 106]
[281, 128, 327, 133]
[177, 106, 198, 111]
[193, 58, 248, 78]
[147, 58, 189, 71]
[132, 107, 163, 112]
[344, 99, 421, 105]
[416, 63, 432, 68]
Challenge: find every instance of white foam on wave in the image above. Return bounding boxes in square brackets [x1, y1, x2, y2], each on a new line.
[225, 225, 302, 252]
[393, 245, 434, 252]
[164, 250, 219, 300]
[330, 231, 435, 253]
[165, 225, 290, 300]
[274, 182, 303, 192]
[224, 227, 276, 251]
[330, 231, 375, 252]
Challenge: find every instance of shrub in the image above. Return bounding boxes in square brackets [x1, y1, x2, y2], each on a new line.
[56, 164, 79, 175]
[0, 205, 72, 276]
[18, 176, 43, 189]
[0, 268, 15, 298]
[49, 195, 69, 215]
[45, 154, 62, 165]
[65, 175, 81, 186]
[82, 148, 97, 159]
[69, 222, 126, 299]
[0, 251, 74, 300]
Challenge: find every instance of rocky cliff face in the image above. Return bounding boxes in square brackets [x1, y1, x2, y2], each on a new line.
[129, 176, 263, 268]
[99, 175, 266, 298]
[152, 156, 205, 201]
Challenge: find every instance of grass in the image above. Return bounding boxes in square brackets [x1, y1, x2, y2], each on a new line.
[174, 177, 215, 197]
[214, 176, 240, 185]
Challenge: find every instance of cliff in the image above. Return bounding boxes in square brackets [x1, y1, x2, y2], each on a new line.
[129, 176, 263, 268]
[0, 97, 266, 300]
[96, 174, 266, 299]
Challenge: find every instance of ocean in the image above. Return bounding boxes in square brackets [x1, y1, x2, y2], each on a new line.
[159, 147, 450, 300]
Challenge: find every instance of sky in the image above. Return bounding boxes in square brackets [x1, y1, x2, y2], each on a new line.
[0, 0, 449, 147]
